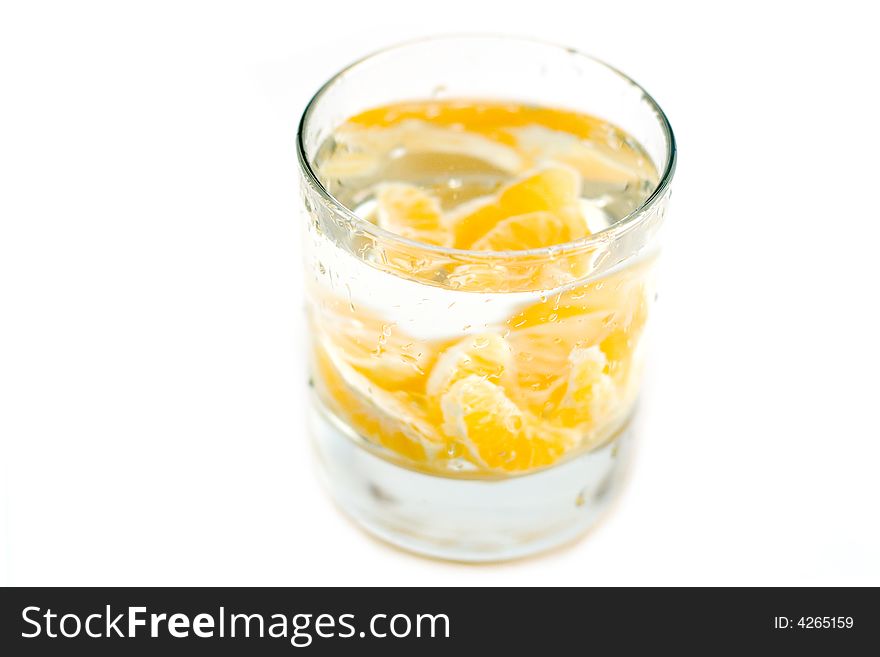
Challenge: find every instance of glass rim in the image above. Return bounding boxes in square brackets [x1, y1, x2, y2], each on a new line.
[296, 34, 677, 260]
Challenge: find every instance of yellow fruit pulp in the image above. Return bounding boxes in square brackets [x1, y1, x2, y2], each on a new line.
[447, 165, 588, 249]
[440, 376, 578, 472]
[349, 100, 611, 144]
[375, 183, 450, 247]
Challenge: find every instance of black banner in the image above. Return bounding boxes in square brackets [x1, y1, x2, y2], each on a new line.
[0, 588, 875, 654]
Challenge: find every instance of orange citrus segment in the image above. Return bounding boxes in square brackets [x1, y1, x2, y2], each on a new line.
[599, 282, 649, 382]
[375, 183, 451, 247]
[318, 150, 380, 179]
[470, 211, 574, 252]
[448, 165, 589, 249]
[312, 300, 435, 393]
[425, 332, 512, 399]
[555, 346, 617, 427]
[314, 344, 443, 464]
[347, 100, 609, 144]
[507, 331, 570, 418]
[439, 375, 577, 472]
[505, 264, 652, 417]
[508, 262, 650, 344]
[510, 125, 651, 184]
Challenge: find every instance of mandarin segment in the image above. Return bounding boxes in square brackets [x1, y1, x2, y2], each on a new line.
[510, 125, 652, 184]
[471, 211, 575, 252]
[504, 265, 652, 423]
[425, 332, 512, 399]
[509, 263, 651, 346]
[600, 281, 650, 382]
[314, 344, 443, 464]
[448, 165, 589, 249]
[347, 100, 608, 144]
[375, 183, 451, 247]
[440, 375, 577, 472]
[555, 346, 617, 427]
[318, 150, 380, 179]
[313, 302, 435, 392]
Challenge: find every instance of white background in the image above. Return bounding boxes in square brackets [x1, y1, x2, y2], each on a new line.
[2, 1, 878, 586]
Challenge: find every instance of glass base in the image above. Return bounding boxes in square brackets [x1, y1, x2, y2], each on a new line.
[309, 394, 636, 563]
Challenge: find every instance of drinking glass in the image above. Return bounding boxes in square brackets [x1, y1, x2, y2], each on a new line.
[297, 36, 676, 561]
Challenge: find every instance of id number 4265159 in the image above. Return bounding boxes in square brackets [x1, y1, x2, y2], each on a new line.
[774, 617, 854, 629]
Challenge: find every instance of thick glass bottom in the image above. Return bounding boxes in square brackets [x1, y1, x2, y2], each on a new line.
[309, 393, 636, 563]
